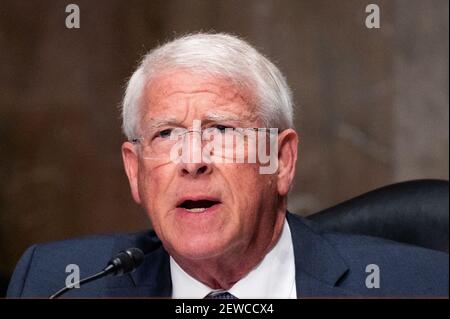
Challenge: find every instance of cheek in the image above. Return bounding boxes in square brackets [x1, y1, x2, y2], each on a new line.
[224, 164, 275, 210]
[137, 163, 172, 213]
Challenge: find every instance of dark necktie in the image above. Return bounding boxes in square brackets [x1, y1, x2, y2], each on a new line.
[204, 291, 238, 299]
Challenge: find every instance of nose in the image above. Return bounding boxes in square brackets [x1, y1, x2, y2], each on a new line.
[177, 130, 213, 177]
[179, 162, 213, 177]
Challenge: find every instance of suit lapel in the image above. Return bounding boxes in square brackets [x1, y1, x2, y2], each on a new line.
[102, 231, 172, 297]
[287, 213, 351, 297]
[128, 245, 172, 297]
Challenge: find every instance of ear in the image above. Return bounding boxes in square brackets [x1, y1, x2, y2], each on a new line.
[277, 129, 299, 196]
[121, 141, 142, 204]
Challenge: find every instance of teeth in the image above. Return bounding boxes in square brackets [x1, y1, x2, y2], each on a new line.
[185, 207, 207, 213]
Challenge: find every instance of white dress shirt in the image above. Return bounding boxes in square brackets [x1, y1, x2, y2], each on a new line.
[170, 218, 297, 298]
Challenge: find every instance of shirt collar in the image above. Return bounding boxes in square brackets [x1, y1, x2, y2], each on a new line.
[170, 218, 296, 298]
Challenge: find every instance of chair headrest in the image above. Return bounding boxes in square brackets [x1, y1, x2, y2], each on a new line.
[308, 179, 449, 253]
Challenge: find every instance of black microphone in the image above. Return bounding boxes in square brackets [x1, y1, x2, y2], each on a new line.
[49, 247, 144, 299]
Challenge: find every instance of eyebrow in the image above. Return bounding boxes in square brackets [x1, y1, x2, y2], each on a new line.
[143, 116, 178, 131]
[142, 111, 241, 132]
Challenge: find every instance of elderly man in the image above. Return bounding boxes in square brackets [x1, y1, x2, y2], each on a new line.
[7, 33, 448, 298]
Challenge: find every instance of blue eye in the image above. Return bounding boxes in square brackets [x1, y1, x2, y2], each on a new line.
[158, 128, 172, 139]
[214, 125, 232, 133]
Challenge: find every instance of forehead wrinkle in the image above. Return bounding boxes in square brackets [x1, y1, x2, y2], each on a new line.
[155, 89, 241, 111]
[144, 88, 226, 117]
[147, 74, 229, 100]
[142, 74, 259, 129]
[204, 112, 240, 121]
[146, 90, 250, 119]
[147, 74, 251, 106]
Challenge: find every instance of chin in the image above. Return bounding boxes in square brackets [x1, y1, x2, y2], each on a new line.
[172, 235, 232, 260]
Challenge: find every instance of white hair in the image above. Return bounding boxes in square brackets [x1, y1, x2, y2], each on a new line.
[121, 32, 294, 140]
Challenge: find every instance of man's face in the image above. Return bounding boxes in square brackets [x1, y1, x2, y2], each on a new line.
[122, 70, 284, 261]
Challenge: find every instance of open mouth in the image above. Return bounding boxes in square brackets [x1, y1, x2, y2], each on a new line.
[177, 199, 221, 213]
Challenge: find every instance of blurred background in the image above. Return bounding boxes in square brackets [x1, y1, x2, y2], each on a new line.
[0, 0, 448, 283]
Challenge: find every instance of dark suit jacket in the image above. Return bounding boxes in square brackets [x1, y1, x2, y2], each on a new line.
[7, 213, 449, 298]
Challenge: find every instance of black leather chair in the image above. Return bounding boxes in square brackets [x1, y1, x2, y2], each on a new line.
[308, 179, 449, 253]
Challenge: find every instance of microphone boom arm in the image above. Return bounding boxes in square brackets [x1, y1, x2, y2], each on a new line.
[49, 248, 144, 299]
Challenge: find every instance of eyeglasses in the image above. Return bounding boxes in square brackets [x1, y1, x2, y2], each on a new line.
[131, 126, 278, 163]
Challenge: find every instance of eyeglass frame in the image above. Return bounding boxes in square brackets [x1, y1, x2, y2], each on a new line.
[130, 127, 278, 145]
